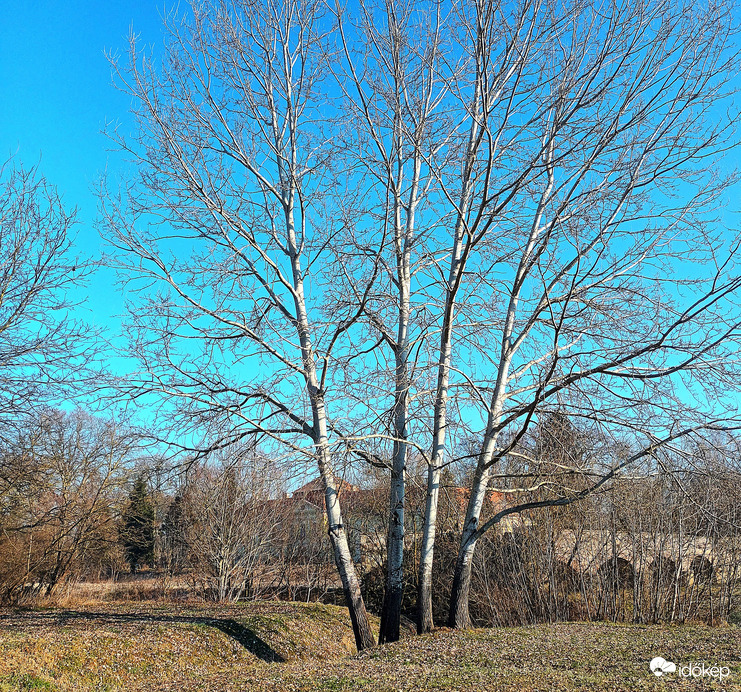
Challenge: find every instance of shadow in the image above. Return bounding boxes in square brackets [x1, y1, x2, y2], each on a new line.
[205, 618, 284, 662]
[0, 610, 284, 663]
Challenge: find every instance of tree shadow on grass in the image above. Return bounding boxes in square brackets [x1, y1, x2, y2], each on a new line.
[204, 618, 284, 662]
[0, 610, 285, 663]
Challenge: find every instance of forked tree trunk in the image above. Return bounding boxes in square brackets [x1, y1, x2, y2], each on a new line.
[417, 82, 480, 634]
[379, 281, 410, 642]
[379, 137, 415, 643]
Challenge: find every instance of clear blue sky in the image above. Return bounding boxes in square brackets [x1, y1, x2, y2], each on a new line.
[1, 0, 165, 334]
[2, 1, 740, 409]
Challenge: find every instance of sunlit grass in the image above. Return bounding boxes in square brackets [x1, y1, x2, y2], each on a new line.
[1, 603, 739, 691]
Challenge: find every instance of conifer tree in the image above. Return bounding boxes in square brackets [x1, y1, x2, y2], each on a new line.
[121, 475, 154, 573]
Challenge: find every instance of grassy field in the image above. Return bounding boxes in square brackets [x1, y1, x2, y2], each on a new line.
[1, 602, 740, 691]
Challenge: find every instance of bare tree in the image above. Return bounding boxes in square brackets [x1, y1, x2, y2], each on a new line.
[330, 0, 535, 638]
[437, 0, 741, 628]
[331, 0, 457, 642]
[0, 160, 98, 440]
[102, 0, 377, 649]
[101, 0, 741, 643]
[180, 450, 283, 602]
[458, 427, 741, 627]
[0, 410, 137, 602]
[332, 0, 574, 636]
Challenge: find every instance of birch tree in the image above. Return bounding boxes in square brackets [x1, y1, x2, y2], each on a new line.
[332, 0, 531, 637]
[437, 0, 741, 628]
[332, 0, 458, 642]
[337, 0, 741, 634]
[102, 0, 378, 650]
[101, 0, 741, 643]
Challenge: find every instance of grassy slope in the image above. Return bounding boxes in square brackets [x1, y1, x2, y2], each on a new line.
[1, 603, 740, 691]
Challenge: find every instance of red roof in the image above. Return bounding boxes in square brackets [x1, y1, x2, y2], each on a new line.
[293, 477, 358, 496]
[288, 477, 509, 515]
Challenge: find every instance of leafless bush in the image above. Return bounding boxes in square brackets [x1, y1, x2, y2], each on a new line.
[173, 450, 283, 602]
[462, 460, 741, 627]
[0, 410, 138, 603]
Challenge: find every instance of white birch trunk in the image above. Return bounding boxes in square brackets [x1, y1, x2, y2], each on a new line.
[285, 195, 375, 650]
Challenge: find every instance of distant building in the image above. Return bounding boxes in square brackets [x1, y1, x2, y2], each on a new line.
[274, 477, 526, 565]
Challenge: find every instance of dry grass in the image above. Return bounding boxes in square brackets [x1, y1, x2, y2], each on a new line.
[12, 577, 196, 609]
[1, 602, 740, 691]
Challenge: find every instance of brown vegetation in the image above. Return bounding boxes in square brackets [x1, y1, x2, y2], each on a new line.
[1, 602, 739, 691]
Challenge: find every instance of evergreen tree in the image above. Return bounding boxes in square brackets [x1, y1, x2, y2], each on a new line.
[121, 474, 154, 573]
[162, 493, 188, 572]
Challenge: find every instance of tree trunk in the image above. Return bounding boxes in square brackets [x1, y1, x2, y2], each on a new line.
[323, 475, 376, 651]
[417, 77, 481, 635]
[448, 538, 476, 629]
[379, 153, 413, 642]
[329, 530, 376, 650]
[286, 191, 376, 651]
[417, 463, 440, 633]
[448, 461, 493, 629]
[379, 459, 405, 643]
[311, 405, 376, 651]
[379, 343, 408, 644]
